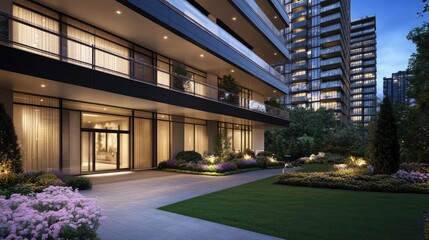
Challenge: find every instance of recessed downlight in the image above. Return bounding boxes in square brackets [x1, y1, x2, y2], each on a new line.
[41, 84, 46, 88]
[163, 36, 168, 40]
[232, 17, 237, 21]
[116, 10, 122, 14]
[231, 69, 235, 73]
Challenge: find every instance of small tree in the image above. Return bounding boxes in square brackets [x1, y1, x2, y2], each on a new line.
[0, 103, 23, 173]
[172, 64, 191, 91]
[218, 75, 241, 105]
[213, 128, 232, 162]
[368, 98, 400, 174]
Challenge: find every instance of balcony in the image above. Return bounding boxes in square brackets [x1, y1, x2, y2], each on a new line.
[0, 13, 288, 120]
[291, 40, 307, 49]
[291, 96, 307, 102]
[290, 85, 309, 92]
[292, 0, 308, 9]
[320, 80, 343, 90]
[292, 20, 308, 29]
[291, 51, 308, 60]
[320, 13, 341, 26]
[320, 2, 340, 16]
[245, 0, 284, 40]
[320, 68, 344, 79]
[291, 74, 308, 82]
[291, 30, 307, 40]
[292, 61, 308, 70]
[320, 34, 341, 47]
[320, 57, 342, 69]
[321, 93, 346, 103]
[291, 9, 307, 20]
[321, 45, 341, 58]
[164, 0, 287, 82]
[320, 23, 341, 37]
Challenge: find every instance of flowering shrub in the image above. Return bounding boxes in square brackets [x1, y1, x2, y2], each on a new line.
[276, 172, 429, 193]
[394, 170, 429, 183]
[424, 209, 429, 240]
[215, 162, 237, 172]
[0, 186, 103, 239]
[400, 162, 429, 173]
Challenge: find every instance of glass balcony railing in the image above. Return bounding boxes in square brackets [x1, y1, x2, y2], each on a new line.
[292, 96, 307, 102]
[320, 34, 341, 45]
[245, 0, 284, 41]
[320, 80, 342, 89]
[321, 45, 341, 55]
[0, 12, 288, 120]
[164, 0, 287, 82]
[320, 57, 342, 66]
[320, 23, 341, 35]
[321, 68, 343, 78]
[292, 0, 308, 9]
[320, 13, 341, 24]
[321, 2, 340, 13]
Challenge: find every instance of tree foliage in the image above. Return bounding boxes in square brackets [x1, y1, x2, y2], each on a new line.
[265, 107, 367, 160]
[368, 98, 400, 174]
[0, 103, 23, 173]
[218, 75, 241, 105]
[396, 21, 429, 162]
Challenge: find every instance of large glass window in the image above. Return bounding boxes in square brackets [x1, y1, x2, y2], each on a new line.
[134, 117, 153, 169]
[14, 102, 60, 172]
[12, 5, 59, 58]
[157, 120, 171, 163]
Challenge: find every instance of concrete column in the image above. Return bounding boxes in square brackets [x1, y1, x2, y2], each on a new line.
[62, 110, 81, 175]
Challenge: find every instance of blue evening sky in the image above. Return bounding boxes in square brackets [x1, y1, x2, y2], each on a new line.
[351, 0, 427, 99]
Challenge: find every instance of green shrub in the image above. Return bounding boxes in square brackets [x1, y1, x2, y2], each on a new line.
[257, 151, 276, 158]
[176, 151, 203, 163]
[63, 176, 92, 190]
[424, 209, 429, 240]
[243, 149, 255, 158]
[0, 103, 23, 173]
[275, 172, 429, 194]
[256, 156, 268, 169]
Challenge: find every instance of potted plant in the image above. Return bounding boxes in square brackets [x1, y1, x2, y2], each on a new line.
[172, 64, 191, 91]
[218, 75, 241, 105]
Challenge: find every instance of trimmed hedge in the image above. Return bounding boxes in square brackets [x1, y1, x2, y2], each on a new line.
[175, 151, 202, 162]
[275, 172, 429, 194]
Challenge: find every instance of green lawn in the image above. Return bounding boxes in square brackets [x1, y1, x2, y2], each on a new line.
[159, 164, 429, 240]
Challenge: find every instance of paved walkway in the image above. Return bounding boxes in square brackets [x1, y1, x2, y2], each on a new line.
[82, 169, 294, 240]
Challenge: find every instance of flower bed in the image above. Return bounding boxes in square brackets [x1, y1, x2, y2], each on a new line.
[394, 170, 429, 183]
[158, 158, 284, 175]
[0, 186, 103, 239]
[275, 172, 429, 194]
[400, 162, 429, 174]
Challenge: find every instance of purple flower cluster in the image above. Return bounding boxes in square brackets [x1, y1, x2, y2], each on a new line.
[165, 159, 178, 168]
[215, 162, 237, 172]
[394, 170, 429, 183]
[0, 186, 104, 239]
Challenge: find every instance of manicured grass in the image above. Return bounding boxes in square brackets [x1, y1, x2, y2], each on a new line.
[159, 164, 429, 240]
[298, 163, 332, 172]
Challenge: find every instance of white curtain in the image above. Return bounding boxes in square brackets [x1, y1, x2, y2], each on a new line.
[184, 124, 194, 151]
[14, 104, 60, 172]
[66, 26, 93, 67]
[157, 121, 170, 163]
[12, 5, 59, 59]
[134, 118, 153, 169]
[195, 125, 207, 155]
[95, 37, 129, 76]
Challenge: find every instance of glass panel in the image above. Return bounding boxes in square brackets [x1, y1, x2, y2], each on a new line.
[95, 37, 129, 76]
[66, 26, 93, 67]
[134, 51, 153, 82]
[120, 134, 129, 169]
[134, 118, 153, 169]
[95, 132, 117, 171]
[184, 124, 194, 151]
[157, 120, 170, 163]
[81, 131, 93, 172]
[13, 93, 59, 107]
[195, 125, 207, 155]
[233, 127, 242, 152]
[12, 5, 59, 59]
[81, 113, 129, 130]
[13, 104, 60, 172]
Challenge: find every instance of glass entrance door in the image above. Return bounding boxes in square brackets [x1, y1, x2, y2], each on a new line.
[95, 132, 118, 171]
[81, 131, 128, 172]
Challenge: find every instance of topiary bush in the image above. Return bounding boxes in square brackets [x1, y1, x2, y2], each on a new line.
[243, 149, 256, 158]
[256, 156, 268, 169]
[62, 176, 92, 190]
[0, 103, 22, 173]
[176, 151, 203, 163]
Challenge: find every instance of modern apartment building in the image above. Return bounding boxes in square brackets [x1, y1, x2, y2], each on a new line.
[350, 16, 377, 125]
[282, 0, 351, 120]
[383, 71, 412, 104]
[0, 0, 290, 174]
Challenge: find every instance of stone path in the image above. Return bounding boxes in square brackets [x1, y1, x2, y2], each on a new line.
[82, 168, 295, 240]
